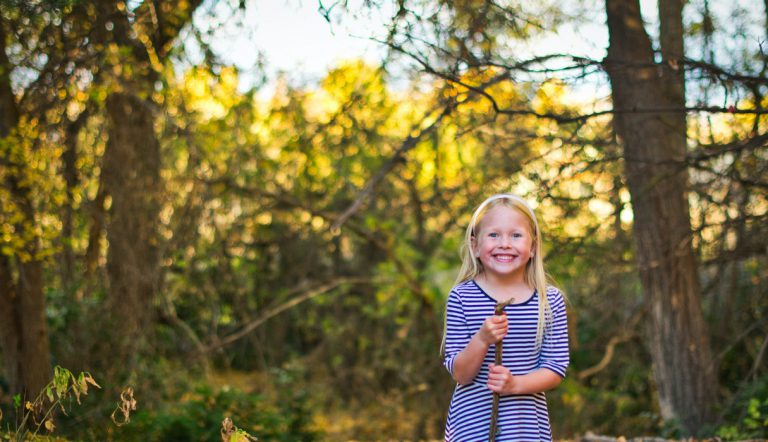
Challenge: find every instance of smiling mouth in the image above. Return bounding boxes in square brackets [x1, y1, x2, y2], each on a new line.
[493, 254, 517, 262]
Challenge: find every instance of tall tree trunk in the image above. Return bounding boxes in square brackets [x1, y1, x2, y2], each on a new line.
[101, 92, 162, 364]
[0, 19, 52, 400]
[92, 0, 202, 371]
[604, 0, 719, 433]
[60, 110, 88, 291]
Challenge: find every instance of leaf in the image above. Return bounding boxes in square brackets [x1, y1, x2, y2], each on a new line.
[84, 372, 101, 389]
[111, 386, 137, 427]
[78, 373, 88, 398]
[44, 419, 55, 432]
[54, 366, 70, 399]
[46, 385, 54, 403]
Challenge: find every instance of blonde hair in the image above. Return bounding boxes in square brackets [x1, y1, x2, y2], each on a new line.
[443, 194, 557, 353]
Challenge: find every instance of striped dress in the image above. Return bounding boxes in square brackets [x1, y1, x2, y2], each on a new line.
[443, 280, 569, 441]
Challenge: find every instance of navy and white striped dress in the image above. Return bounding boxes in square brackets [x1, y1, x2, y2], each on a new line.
[443, 280, 569, 441]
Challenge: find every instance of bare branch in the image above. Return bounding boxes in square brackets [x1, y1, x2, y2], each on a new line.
[688, 131, 768, 162]
[577, 310, 643, 381]
[203, 277, 370, 353]
[686, 58, 768, 87]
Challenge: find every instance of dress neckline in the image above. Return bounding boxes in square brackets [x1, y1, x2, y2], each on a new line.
[471, 279, 537, 306]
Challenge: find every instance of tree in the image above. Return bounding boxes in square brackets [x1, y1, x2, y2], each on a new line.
[0, 0, 205, 391]
[604, 0, 718, 430]
[0, 2, 52, 402]
[91, 0, 205, 369]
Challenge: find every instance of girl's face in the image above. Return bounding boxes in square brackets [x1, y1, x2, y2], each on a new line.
[472, 204, 535, 283]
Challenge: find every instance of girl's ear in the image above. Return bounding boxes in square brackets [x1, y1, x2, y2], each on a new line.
[470, 234, 479, 258]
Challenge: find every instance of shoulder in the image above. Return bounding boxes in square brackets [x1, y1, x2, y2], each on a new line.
[544, 286, 566, 309]
[449, 280, 476, 297]
[447, 280, 488, 308]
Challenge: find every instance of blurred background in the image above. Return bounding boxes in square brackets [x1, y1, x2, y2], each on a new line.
[0, 0, 766, 440]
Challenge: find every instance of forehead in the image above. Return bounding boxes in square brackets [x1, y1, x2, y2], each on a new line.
[476, 204, 532, 231]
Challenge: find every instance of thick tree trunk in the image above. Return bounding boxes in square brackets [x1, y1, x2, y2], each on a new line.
[101, 92, 162, 361]
[0, 19, 52, 400]
[604, 0, 719, 433]
[92, 0, 202, 371]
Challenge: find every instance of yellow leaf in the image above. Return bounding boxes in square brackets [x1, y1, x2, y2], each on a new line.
[45, 419, 55, 432]
[84, 373, 101, 389]
[25, 401, 33, 411]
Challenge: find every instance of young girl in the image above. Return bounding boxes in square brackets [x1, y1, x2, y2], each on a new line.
[442, 194, 569, 441]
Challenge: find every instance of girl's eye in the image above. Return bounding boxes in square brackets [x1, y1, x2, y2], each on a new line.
[513, 233, 523, 238]
[489, 233, 499, 238]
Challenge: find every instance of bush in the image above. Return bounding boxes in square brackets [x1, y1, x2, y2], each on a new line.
[716, 376, 768, 441]
[113, 380, 319, 442]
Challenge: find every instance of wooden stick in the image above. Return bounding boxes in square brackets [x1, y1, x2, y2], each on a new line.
[489, 297, 515, 442]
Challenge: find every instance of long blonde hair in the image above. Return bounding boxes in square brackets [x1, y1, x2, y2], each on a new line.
[443, 194, 556, 353]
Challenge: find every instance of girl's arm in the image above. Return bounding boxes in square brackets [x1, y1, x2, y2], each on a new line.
[452, 315, 507, 385]
[487, 364, 562, 394]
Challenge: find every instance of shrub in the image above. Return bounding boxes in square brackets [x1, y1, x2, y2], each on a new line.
[113, 381, 319, 441]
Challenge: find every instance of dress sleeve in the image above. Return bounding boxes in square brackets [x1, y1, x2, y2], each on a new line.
[539, 289, 570, 378]
[443, 289, 471, 376]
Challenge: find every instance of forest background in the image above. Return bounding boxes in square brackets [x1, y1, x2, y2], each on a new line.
[0, 0, 766, 440]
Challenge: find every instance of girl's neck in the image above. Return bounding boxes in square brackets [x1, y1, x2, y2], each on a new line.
[475, 274, 533, 303]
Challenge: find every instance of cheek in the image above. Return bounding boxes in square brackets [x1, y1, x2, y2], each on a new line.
[475, 243, 487, 257]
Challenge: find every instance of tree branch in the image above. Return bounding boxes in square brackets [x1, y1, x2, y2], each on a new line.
[202, 277, 369, 353]
[577, 310, 643, 381]
[688, 131, 768, 162]
[329, 98, 459, 231]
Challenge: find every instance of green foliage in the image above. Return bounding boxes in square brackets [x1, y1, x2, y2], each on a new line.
[113, 373, 319, 442]
[716, 376, 768, 440]
[1, 366, 99, 442]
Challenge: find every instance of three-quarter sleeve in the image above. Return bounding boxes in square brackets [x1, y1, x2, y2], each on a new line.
[539, 288, 570, 378]
[442, 290, 471, 376]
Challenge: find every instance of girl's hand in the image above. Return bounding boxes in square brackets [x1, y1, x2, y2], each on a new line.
[487, 363, 515, 395]
[478, 314, 507, 346]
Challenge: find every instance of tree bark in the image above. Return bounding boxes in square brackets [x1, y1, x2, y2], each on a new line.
[0, 19, 52, 400]
[92, 0, 202, 369]
[0, 255, 22, 395]
[604, 0, 719, 433]
[101, 92, 162, 361]
[61, 110, 88, 291]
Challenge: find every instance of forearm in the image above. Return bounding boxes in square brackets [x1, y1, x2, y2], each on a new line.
[507, 368, 563, 395]
[452, 332, 492, 385]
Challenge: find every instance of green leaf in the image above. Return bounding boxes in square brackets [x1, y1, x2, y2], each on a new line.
[53, 365, 70, 399]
